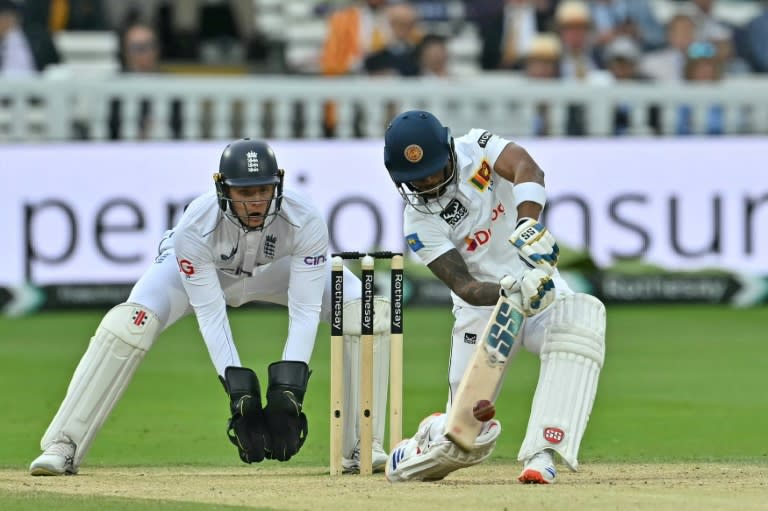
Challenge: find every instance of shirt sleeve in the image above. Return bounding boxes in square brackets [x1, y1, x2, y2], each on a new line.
[281, 213, 329, 363]
[465, 128, 510, 169]
[174, 227, 240, 375]
[404, 212, 454, 266]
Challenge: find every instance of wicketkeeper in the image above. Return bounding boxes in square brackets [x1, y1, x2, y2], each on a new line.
[381, 111, 606, 484]
[30, 139, 391, 475]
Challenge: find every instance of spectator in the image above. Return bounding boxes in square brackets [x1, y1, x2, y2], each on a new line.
[17, 0, 60, 71]
[320, 0, 391, 76]
[676, 41, 728, 135]
[523, 32, 561, 79]
[418, 33, 449, 77]
[640, 12, 697, 81]
[498, 0, 541, 69]
[49, 0, 109, 31]
[684, 0, 731, 42]
[603, 36, 660, 135]
[472, 0, 558, 71]
[554, 1, 601, 81]
[108, 21, 182, 140]
[522, 33, 562, 136]
[704, 23, 750, 77]
[589, 0, 665, 54]
[106, 1, 261, 62]
[363, 2, 423, 77]
[734, 0, 768, 73]
[0, 0, 36, 76]
[320, 0, 391, 137]
[604, 35, 647, 81]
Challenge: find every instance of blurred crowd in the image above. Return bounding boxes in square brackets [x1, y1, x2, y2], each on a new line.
[2, 0, 766, 78]
[1, 0, 767, 138]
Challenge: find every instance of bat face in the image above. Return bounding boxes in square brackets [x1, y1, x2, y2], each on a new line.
[444, 296, 525, 451]
[486, 300, 524, 365]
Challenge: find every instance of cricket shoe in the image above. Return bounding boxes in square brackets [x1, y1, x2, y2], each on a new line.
[386, 414, 501, 483]
[30, 440, 78, 476]
[342, 440, 388, 474]
[518, 449, 556, 484]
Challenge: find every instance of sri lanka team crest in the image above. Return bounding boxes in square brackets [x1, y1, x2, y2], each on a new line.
[404, 144, 423, 163]
[469, 161, 492, 192]
[406, 233, 424, 252]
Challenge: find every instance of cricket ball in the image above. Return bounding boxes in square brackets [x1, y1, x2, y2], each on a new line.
[473, 399, 496, 422]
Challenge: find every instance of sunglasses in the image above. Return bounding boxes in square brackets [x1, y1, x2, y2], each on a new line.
[687, 41, 716, 59]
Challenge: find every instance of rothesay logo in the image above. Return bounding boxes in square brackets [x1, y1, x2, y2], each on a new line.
[246, 151, 259, 173]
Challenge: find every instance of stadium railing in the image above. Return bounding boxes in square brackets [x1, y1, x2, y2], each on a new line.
[1, 75, 767, 142]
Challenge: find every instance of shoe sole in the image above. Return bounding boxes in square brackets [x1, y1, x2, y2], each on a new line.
[342, 461, 387, 475]
[30, 467, 67, 476]
[518, 469, 553, 484]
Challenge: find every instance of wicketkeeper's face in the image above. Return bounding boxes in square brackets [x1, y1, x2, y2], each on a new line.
[229, 185, 275, 229]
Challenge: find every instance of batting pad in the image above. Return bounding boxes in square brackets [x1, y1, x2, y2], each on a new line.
[342, 297, 391, 457]
[41, 303, 161, 467]
[517, 293, 606, 470]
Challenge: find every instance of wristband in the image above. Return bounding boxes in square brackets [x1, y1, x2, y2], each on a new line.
[513, 182, 546, 209]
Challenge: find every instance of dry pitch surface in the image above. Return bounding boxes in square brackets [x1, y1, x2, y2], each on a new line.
[2, 463, 767, 511]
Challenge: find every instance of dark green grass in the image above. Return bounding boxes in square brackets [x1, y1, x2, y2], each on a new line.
[1, 305, 767, 471]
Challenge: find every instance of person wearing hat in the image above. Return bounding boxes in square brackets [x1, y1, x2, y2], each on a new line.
[604, 35, 647, 81]
[523, 32, 561, 79]
[603, 36, 660, 136]
[554, 0, 600, 80]
[0, 0, 36, 75]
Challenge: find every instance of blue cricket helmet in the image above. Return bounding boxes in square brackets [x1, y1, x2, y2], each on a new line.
[384, 110, 452, 184]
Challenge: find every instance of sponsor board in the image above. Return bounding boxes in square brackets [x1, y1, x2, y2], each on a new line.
[1, 139, 766, 289]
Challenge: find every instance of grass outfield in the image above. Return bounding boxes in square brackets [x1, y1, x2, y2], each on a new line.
[1, 305, 767, 509]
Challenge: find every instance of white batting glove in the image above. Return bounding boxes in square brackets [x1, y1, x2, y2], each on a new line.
[499, 269, 555, 317]
[520, 268, 555, 316]
[508, 218, 559, 273]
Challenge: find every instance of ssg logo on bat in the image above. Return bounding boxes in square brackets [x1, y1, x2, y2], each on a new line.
[484, 302, 523, 365]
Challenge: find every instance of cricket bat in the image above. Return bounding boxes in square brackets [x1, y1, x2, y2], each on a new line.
[444, 294, 525, 451]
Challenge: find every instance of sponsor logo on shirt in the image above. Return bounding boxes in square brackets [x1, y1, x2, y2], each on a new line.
[477, 131, 492, 148]
[464, 333, 477, 344]
[304, 255, 327, 266]
[469, 160, 492, 192]
[465, 229, 491, 252]
[464, 203, 505, 252]
[263, 234, 277, 259]
[406, 233, 424, 252]
[439, 199, 468, 227]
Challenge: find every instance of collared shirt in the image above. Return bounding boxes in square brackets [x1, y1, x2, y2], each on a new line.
[163, 188, 329, 373]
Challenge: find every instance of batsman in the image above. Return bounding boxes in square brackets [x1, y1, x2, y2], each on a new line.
[382, 111, 606, 484]
[29, 139, 391, 475]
